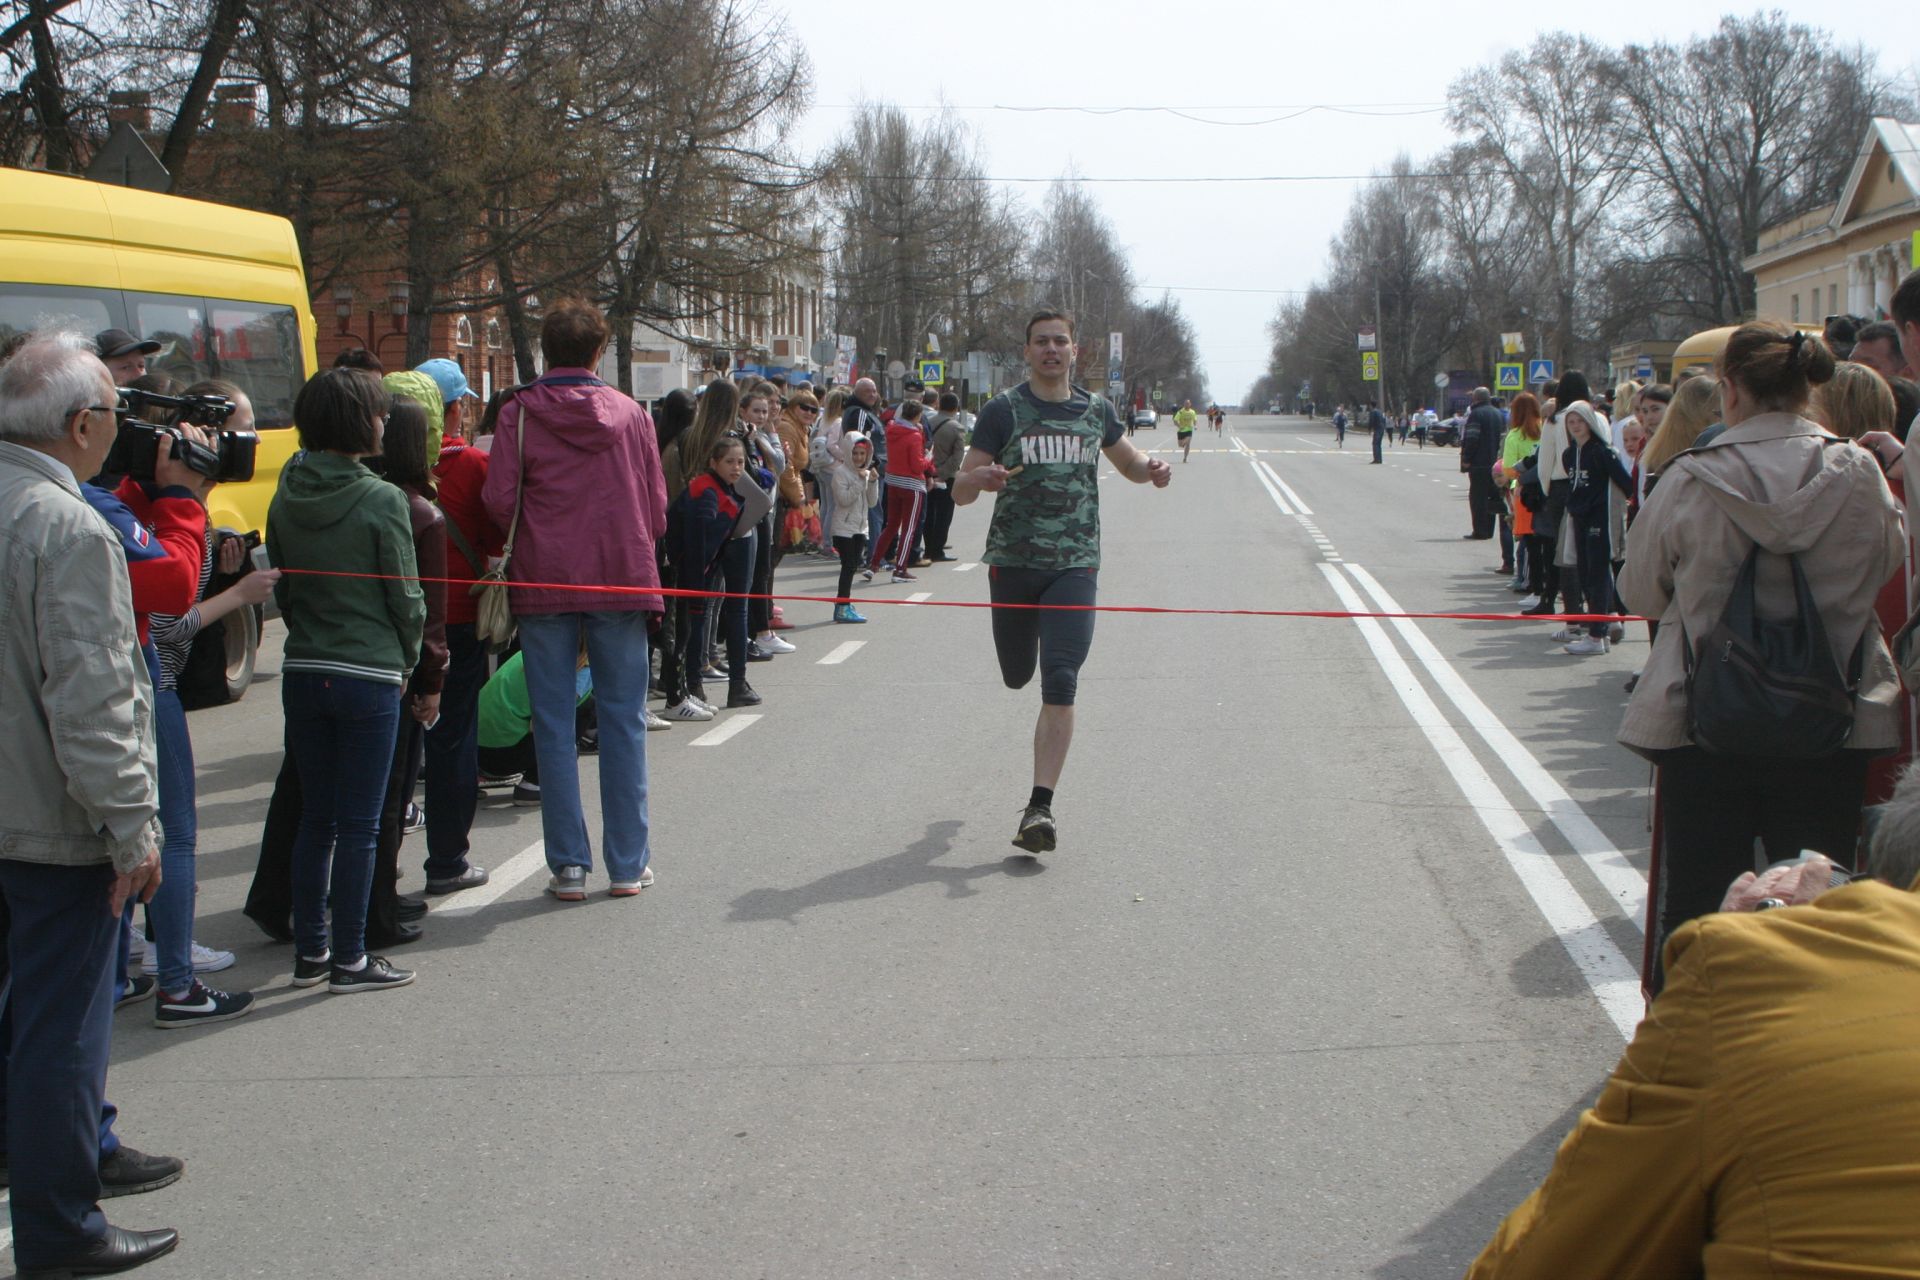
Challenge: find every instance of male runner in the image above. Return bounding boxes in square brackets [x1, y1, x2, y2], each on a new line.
[954, 310, 1173, 853]
[1173, 400, 1198, 462]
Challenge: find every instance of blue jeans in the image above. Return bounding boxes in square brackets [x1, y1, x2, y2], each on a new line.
[283, 672, 402, 962]
[518, 611, 651, 883]
[146, 686, 197, 994]
[422, 623, 486, 880]
[0, 860, 119, 1266]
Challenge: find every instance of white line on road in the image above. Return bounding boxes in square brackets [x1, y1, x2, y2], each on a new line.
[954, 562, 980, 573]
[1248, 457, 1296, 515]
[1341, 565, 1647, 928]
[817, 640, 866, 665]
[691, 714, 761, 747]
[436, 840, 548, 915]
[905, 592, 932, 604]
[1256, 460, 1312, 514]
[1317, 565, 1643, 1039]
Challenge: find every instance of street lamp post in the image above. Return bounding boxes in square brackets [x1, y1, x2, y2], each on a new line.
[332, 280, 411, 365]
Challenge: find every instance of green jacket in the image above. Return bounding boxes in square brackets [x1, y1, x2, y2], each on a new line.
[268, 451, 424, 685]
[477, 651, 592, 747]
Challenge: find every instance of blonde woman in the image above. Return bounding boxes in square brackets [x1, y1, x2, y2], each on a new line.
[1637, 375, 1723, 484]
[1813, 361, 1896, 440]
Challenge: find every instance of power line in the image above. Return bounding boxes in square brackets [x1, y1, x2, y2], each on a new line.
[814, 101, 1447, 113]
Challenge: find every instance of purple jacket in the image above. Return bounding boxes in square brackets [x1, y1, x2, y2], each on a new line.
[481, 369, 668, 615]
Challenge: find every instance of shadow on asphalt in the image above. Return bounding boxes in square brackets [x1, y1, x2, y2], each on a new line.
[726, 820, 1043, 924]
[1371, 1085, 1605, 1279]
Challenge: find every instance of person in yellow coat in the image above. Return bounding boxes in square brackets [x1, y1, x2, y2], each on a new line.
[1468, 782, 1920, 1278]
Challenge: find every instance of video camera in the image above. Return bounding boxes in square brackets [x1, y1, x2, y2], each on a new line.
[103, 387, 258, 485]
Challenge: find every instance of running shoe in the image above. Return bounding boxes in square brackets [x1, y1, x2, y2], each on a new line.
[116, 974, 156, 1010]
[609, 866, 656, 897]
[891, 570, 918, 583]
[425, 865, 489, 895]
[140, 940, 236, 977]
[152, 979, 254, 1029]
[664, 697, 715, 721]
[860, 567, 874, 582]
[1549, 626, 1577, 643]
[758, 634, 795, 654]
[478, 771, 522, 791]
[402, 802, 424, 833]
[745, 640, 775, 661]
[1515, 595, 1541, 611]
[1606, 621, 1627, 644]
[1011, 804, 1057, 854]
[546, 866, 588, 901]
[1564, 636, 1609, 656]
[644, 709, 672, 731]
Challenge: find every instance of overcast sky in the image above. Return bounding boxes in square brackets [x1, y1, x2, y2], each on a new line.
[781, 0, 1908, 403]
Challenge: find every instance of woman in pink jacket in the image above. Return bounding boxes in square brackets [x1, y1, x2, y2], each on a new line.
[480, 298, 667, 902]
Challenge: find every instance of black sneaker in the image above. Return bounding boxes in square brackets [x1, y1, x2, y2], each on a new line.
[115, 973, 157, 1010]
[328, 955, 415, 994]
[1012, 804, 1057, 854]
[512, 782, 542, 807]
[292, 952, 333, 988]
[397, 896, 429, 922]
[727, 682, 762, 708]
[424, 865, 489, 895]
[152, 980, 254, 1030]
[402, 802, 425, 834]
[97, 1144, 185, 1198]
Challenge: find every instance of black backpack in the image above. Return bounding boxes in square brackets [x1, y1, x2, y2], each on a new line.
[1684, 544, 1858, 757]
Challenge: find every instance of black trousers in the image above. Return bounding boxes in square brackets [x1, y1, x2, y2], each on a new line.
[1467, 466, 1496, 538]
[834, 534, 866, 600]
[1648, 748, 1870, 995]
[923, 484, 956, 558]
[478, 735, 538, 784]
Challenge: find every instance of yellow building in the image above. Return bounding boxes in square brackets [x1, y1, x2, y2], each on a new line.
[1744, 118, 1920, 326]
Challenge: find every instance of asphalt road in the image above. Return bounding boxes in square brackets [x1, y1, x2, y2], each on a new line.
[21, 415, 1658, 1279]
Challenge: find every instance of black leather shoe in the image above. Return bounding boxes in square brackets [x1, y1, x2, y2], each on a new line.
[364, 922, 423, 949]
[727, 682, 762, 708]
[18, 1224, 180, 1278]
[1520, 600, 1558, 616]
[98, 1146, 183, 1198]
[397, 898, 428, 923]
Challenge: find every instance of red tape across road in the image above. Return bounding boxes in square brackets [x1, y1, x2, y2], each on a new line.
[274, 567, 1643, 624]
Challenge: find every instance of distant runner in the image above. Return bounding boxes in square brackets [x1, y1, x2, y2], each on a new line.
[1174, 400, 1198, 462]
[954, 309, 1173, 854]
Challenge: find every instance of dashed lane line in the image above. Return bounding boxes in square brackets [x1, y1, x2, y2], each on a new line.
[1316, 564, 1643, 1040]
[905, 592, 932, 605]
[954, 562, 980, 573]
[816, 640, 866, 665]
[691, 714, 761, 747]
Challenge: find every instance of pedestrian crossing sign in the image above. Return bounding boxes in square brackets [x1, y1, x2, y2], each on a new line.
[1361, 351, 1380, 382]
[1528, 359, 1555, 384]
[918, 359, 945, 385]
[1495, 363, 1523, 392]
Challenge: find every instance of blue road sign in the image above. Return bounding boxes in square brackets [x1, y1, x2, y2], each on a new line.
[1528, 359, 1555, 384]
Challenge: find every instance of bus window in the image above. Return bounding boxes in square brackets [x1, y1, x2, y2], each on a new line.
[131, 294, 212, 390]
[210, 300, 302, 429]
[0, 284, 120, 345]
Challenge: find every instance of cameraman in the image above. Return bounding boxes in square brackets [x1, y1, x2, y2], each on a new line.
[142, 380, 278, 1027]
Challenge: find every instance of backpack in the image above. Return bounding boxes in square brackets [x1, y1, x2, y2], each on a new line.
[1684, 544, 1858, 758]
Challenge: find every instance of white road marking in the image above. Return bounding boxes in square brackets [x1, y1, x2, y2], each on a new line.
[691, 714, 761, 747]
[1316, 565, 1643, 1039]
[1257, 461, 1312, 514]
[1247, 457, 1296, 516]
[436, 840, 548, 915]
[1341, 565, 1647, 927]
[905, 592, 932, 604]
[817, 640, 866, 665]
[954, 562, 980, 573]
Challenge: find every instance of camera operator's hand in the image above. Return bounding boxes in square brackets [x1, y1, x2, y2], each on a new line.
[154, 424, 215, 496]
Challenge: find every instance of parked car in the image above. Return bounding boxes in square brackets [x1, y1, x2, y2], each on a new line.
[1131, 408, 1158, 431]
[1429, 414, 1465, 447]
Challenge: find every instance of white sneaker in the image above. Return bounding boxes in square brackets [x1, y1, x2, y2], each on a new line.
[1516, 595, 1541, 610]
[1564, 636, 1609, 655]
[664, 698, 715, 721]
[644, 709, 672, 731]
[141, 940, 237, 977]
[1606, 621, 1627, 643]
[1549, 626, 1577, 643]
[758, 634, 796, 654]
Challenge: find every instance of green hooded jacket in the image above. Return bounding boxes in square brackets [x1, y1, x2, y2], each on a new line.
[383, 369, 445, 464]
[268, 450, 424, 685]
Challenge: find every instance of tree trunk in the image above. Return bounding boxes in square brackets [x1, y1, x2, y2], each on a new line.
[160, 0, 249, 177]
[25, 0, 72, 172]
[495, 251, 539, 383]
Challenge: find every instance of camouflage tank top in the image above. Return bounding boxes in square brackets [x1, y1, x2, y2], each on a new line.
[982, 387, 1109, 570]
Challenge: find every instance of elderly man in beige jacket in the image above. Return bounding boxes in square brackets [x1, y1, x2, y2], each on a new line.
[0, 332, 179, 1277]
[1617, 321, 1902, 995]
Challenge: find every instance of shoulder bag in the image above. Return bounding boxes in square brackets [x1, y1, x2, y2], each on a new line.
[471, 401, 523, 651]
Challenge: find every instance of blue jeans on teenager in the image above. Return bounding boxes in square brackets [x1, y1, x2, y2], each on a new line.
[422, 623, 487, 881]
[519, 611, 651, 884]
[145, 686, 197, 994]
[283, 672, 402, 962]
